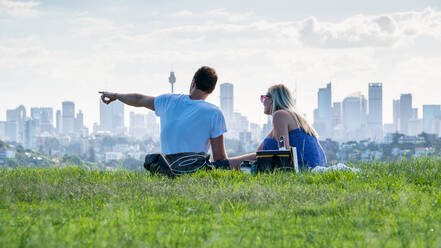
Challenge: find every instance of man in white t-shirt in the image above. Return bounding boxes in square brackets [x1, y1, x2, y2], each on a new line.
[99, 66, 228, 163]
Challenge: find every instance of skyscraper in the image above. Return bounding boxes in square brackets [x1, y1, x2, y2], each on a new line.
[75, 110, 84, 135]
[332, 102, 342, 127]
[145, 112, 159, 139]
[100, 100, 112, 132]
[129, 112, 147, 138]
[399, 94, 412, 135]
[393, 99, 400, 132]
[111, 101, 125, 134]
[368, 83, 383, 141]
[318, 83, 332, 120]
[0, 121, 5, 140]
[56, 110, 62, 135]
[342, 93, 367, 140]
[220, 83, 234, 119]
[100, 100, 125, 134]
[24, 119, 38, 149]
[412, 108, 418, 120]
[6, 105, 26, 143]
[315, 83, 332, 139]
[31, 107, 54, 134]
[423, 105, 441, 134]
[62, 101, 75, 134]
[5, 121, 17, 142]
[368, 83, 383, 126]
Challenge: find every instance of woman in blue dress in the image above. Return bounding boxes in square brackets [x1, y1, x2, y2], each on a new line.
[228, 84, 327, 169]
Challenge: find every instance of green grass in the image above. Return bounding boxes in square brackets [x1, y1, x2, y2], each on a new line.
[0, 159, 440, 247]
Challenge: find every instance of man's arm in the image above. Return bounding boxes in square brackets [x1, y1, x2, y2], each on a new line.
[99, 92, 155, 111]
[210, 135, 227, 161]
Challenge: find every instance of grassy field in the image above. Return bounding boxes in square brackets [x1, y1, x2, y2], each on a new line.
[0, 159, 440, 247]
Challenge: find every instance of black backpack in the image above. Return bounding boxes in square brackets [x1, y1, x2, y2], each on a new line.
[144, 152, 212, 177]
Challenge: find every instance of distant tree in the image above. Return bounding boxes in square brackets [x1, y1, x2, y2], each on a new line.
[6, 159, 18, 168]
[16, 145, 25, 153]
[88, 147, 97, 162]
[0, 140, 6, 149]
[116, 137, 129, 144]
[123, 158, 143, 170]
[104, 160, 121, 168]
[392, 132, 404, 146]
[62, 154, 83, 166]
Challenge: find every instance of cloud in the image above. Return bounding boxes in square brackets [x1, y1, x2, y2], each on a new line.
[297, 8, 441, 48]
[170, 9, 193, 17]
[138, 8, 441, 50]
[2, 7, 441, 126]
[169, 8, 255, 23]
[0, 0, 40, 16]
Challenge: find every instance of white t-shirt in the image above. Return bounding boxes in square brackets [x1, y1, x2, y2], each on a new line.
[154, 94, 227, 154]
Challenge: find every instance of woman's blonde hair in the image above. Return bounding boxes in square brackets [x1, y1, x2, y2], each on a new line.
[268, 84, 319, 138]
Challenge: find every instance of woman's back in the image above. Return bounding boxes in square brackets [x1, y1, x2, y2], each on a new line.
[262, 129, 327, 168]
[262, 109, 327, 168]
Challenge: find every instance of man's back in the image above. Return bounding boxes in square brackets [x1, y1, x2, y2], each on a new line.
[154, 94, 226, 154]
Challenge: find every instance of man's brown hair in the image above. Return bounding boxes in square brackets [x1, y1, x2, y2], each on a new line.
[193, 66, 218, 94]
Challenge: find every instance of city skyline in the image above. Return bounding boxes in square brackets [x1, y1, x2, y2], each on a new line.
[2, 79, 441, 145]
[1, 1, 441, 128]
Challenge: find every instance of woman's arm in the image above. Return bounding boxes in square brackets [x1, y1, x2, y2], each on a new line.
[228, 130, 274, 169]
[228, 153, 256, 169]
[257, 130, 273, 151]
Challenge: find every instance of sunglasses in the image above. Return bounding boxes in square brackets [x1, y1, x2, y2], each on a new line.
[260, 94, 272, 103]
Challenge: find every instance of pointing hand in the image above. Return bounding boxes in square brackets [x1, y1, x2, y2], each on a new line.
[99, 91, 117, 104]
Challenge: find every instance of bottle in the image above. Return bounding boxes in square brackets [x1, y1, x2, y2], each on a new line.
[279, 136, 287, 150]
[240, 161, 251, 174]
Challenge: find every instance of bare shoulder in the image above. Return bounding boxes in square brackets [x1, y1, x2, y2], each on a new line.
[273, 109, 299, 129]
[272, 109, 291, 121]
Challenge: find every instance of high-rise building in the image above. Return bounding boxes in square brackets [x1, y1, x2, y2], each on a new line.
[145, 112, 159, 139]
[393, 99, 400, 132]
[318, 83, 332, 120]
[100, 100, 125, 134]
[423, 105, 441, 134]
[399, 94, 412, 135]
[24, 119, 38, 149]
[261, 116, 272, 140]
[111, 101, 124, 134]
[315, 83, 332, 139]
[431, 117, 441, 136]
[129, 112, 147, 138]
[368, 83, 383, 141]
[368, 83, 383, 126]
[412, 108, 418, 120]
[0, 121, 5, 140]
[100, 100, 112, 132]
[6, 105, 26, 143]
[74, 110, 84, 135]
[62, 101, 75, 134]
[31, 107, 54, 134]
[408, 119, 423, 136]
[5, 121, 17, 142]
[332, 102, 342, 127]
[220, 83, 234, 120]
[249, 123, 262, 142]
[342, 93, 367, 140]
[56, 110, 62, 135]
[331, 102, 344, 141]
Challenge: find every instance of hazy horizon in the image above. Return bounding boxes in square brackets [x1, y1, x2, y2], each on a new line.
[2, 0, 441, 128]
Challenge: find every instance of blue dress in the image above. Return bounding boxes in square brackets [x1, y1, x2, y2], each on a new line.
[262, 128, 327, 169]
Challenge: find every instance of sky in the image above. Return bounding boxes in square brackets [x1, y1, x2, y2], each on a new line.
[1, 0, 441, 128]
